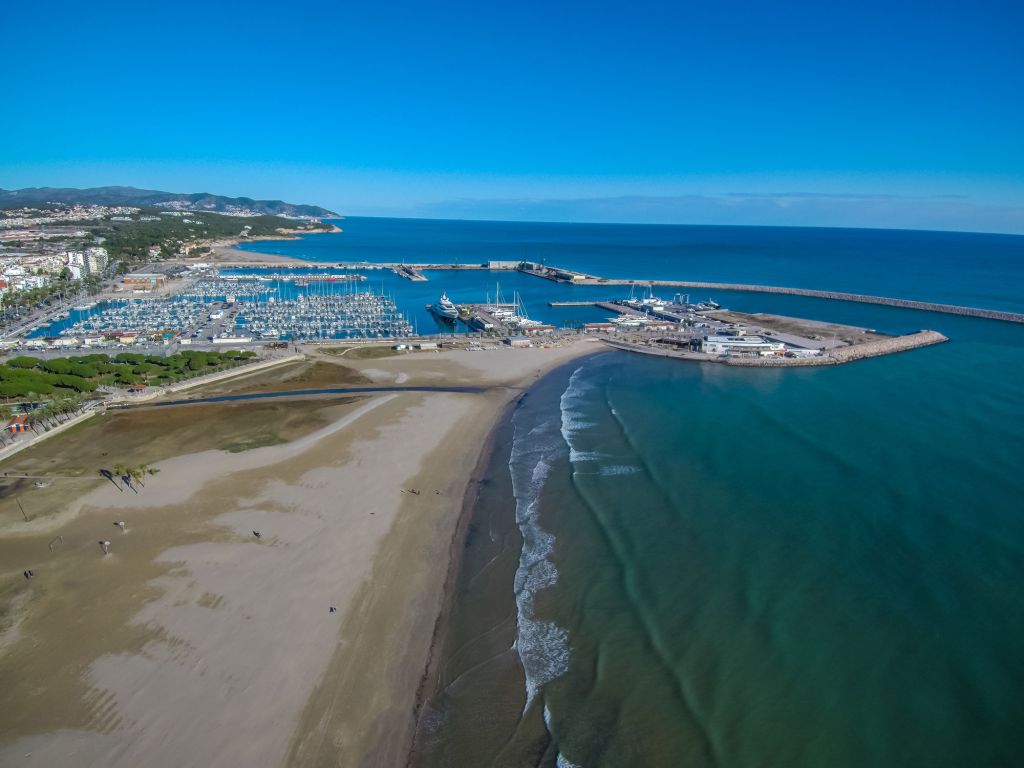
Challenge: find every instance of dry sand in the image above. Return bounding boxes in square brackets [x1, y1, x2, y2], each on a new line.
[0, 341, 602, 767]
[209, 243, 315, 265]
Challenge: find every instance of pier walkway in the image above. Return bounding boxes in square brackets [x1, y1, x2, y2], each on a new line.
[393, 265, 428, 281]
[542, 273, 1024, 324]
[602, 330, 948, 367]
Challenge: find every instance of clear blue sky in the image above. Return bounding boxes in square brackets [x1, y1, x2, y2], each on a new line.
[3, 0, 1023, 232]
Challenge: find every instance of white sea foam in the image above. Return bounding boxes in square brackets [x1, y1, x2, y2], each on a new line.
[510, 365, 607, 714]
[509, 383, 574, 711]
[599, 464, 641, 476]
[544, 705, 585, 767]
[560, 367, 603, 464]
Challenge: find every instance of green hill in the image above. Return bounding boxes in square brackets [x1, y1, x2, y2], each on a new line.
[0, 186, 338, 218]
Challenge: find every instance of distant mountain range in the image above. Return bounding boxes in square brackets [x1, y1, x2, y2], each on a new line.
[0, 185, 339, 218]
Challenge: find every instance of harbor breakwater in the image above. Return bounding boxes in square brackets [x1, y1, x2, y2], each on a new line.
[726, 330, 948, 366]
[602, 330, 948, 367]
[579, 277, 1024, 324]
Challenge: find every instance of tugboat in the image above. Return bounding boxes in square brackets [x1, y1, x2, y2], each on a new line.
[429, 291, 459, 322]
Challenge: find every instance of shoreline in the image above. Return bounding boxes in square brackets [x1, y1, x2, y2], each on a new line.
[0, 343, 601, 767]
[207, 223, 341, 264]
[405, 352, 604, 767]
[404, 388, 526, 768]
[277, 342, 604, 766]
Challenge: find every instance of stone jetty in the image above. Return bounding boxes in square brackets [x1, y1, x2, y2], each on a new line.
[602, 330, 948, 368]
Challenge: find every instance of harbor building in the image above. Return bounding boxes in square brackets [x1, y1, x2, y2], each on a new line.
[123, 272, 168, 289]
[701, 335, 786, 357]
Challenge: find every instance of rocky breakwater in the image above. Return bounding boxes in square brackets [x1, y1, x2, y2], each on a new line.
[726, 330, 949, 367]
[642, 282, 1024, 324]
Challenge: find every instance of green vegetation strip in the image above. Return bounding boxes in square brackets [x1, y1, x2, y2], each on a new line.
[0, 350, 258, 400]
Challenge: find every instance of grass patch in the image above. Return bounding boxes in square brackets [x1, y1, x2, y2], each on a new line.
[183, 359, 369, 398]
[322, 345, 401, 360]
[222, 433, 288, 453]
[0, 396, 362, 504]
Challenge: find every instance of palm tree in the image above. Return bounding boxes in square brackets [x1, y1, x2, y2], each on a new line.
[147, 466, 160, 483]
[24, 394, 41, 434]
[34, 403, 52, 430]
[113, 462, 129, 491]
[50, 396, 71, 423]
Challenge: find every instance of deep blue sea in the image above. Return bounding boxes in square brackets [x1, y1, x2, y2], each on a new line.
[245, 218, 1024, 767]
[240, 216, 1024, 314]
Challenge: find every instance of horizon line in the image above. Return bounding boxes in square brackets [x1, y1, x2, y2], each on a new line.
[326, 212, 1024, 239]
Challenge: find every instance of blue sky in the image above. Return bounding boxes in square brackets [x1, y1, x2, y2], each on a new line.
[3, 0, 1023, 232]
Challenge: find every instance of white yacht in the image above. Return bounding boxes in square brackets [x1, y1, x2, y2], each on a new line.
[429, 292, 459, 321]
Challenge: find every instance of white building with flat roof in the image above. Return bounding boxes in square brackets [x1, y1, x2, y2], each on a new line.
[701, 335, 785, 357]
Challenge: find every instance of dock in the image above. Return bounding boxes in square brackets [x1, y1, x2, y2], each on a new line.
[458, 303, 519, 331]
[602, 330, 949, 367]
[223, 273, 366, 282]
[531, 265, 1024, 324]
[393, 266, 428, 281]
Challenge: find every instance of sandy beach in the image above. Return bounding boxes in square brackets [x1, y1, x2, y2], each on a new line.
[207, 224, 341, 265]
[209, 242, 317, 265]
[0, 341, 601, 767]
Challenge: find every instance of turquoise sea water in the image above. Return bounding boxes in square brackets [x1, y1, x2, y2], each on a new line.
[536, 343, 1024, 766]
[240, 219, 1024, 767]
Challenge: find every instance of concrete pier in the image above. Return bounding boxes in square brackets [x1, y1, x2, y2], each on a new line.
[393, 266, 428, 281]
[603, 330, 948, 367]
[539, 272, 1024, 324]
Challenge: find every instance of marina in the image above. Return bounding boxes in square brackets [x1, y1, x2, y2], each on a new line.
[17, 265, 948, 368]
[29, 270, 413, 343]
[235, 291, 412, 340]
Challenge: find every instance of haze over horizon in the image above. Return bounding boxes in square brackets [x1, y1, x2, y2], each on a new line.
[3, 0, 1023, 234]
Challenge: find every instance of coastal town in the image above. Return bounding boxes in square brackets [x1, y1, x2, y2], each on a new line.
[1, 198, 957, 356]
[0, 196, 958, 452]
[4, 0, 1021, 764]
[0, 190, 969, 486]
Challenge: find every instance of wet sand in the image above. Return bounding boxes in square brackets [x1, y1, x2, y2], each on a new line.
[0, 342, 601, 767]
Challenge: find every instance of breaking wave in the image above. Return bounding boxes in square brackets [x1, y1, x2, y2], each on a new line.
[510, 393, 572, 710]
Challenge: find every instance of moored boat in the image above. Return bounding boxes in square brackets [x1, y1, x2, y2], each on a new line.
[429, 291, 459, 321]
